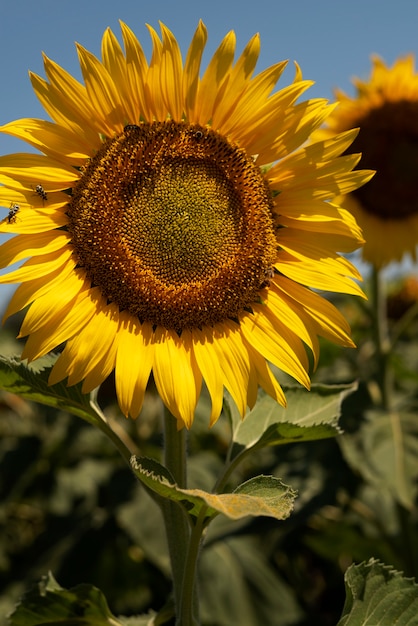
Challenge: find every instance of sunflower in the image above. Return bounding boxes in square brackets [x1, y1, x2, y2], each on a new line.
[322, 54, 418, 268]
[0, 21, 372, 428]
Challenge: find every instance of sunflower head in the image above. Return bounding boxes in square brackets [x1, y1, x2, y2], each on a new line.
[323, 54, 418, 268]
[0, 21, 372, 428]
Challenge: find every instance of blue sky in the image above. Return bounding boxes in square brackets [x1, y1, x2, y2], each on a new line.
[1, 0, 418, 305]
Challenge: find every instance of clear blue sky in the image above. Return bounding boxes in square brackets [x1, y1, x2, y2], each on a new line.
[1, 0, 417, 306]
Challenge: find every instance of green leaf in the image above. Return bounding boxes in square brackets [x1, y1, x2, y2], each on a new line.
[339, 409, 418, 510]
[229, 384, 356, 458]
[200, 535, 303, 625]
[117, 612, 160, 626]
[337, 558, 418, 625]
[130, 457, 296, 521]
[9, 572, 122, 625]
[0, 354, 102, 426]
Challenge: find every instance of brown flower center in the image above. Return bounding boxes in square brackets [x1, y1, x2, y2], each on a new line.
[350, 100, 418, 220]
[67, 121, 277, 330]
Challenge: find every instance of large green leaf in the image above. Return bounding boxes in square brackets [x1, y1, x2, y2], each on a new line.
[339, 409, 418, 510]
[337, 559, 418, 625]
[9, 572, 122, 625]
[0, 354, 101, 426]
[130, 456, 296, 522]
[200, 536, 303, 626]
[228, 384, 356, 459]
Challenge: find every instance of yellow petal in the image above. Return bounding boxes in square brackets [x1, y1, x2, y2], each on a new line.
[159, 23, 184, 121]
[192, 326, 228, 426]
[0, 118, 91, 165]
[208, 321, 251, 418]
[101, 27, 137, 124]
[194, 30, 236, 125]
[115, 313, 155, 418]
[0, 208, 68, 234]
[0, 247, 73, 285]
[0, 153, 80, 186]
[153, 327, 202, 428]
[183, 21, 207, 121]
[76, 43, 125, 133]
[144, 25, 166, 120]
[69, 302, 120, 389]
[0, 231, 69, 268]
[21, 286, 101, 361]
[18, 268, 86, 336]
[240, 308, 310, 389]
[3, 259, 75, 320]
[246, 342, 287, 407]
[120, 21, 149, 121]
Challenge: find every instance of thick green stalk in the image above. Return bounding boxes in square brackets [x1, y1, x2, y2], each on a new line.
[161, 406, 200, 626]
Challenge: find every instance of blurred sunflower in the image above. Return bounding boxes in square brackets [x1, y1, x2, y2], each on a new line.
[0, 22, 372, 428]
[323, 55, 418, 268]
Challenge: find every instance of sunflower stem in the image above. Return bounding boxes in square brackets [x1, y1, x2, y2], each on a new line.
[161, 405, 200, 625]
[371, 265, 393, 410]
[178, 508, 207, 625]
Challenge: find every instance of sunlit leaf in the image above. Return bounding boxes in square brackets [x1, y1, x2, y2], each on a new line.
[337, 558, 418, 625]
[0, 354, 101, 426]
[228, 384, 356, 459]
[130, 457, 296, 521]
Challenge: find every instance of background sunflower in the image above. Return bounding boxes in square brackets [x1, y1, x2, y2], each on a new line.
[323, 55, 418, 268]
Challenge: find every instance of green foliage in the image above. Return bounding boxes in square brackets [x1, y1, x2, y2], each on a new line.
[337, 559, 418, 625]
[339, 408, 418, 510]
[9, 572, 121, 626]
[0, 354, 103, 427]
[2, 274, 418, 626]
[130, 456, 297, 522]
[228, 384, 354, 455]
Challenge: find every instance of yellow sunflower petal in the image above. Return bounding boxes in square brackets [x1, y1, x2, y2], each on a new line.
[206, 321, 251, 418]
[183, 20, 207, 121]
[119, 21, 149, 121]
[192, 327, 225, 426]
[144, 25, 166, 120]
[159, 23, 184, 121]
[246, 342, 287, 407]
[76, 43, 125, 133]
[3, 260, 75, 320]
[240, 307, 311, 389]
[0, 118, 91, 165]
[0, 208, 68, 234]
[153, 328, 202, 428]
[67, 302, 120, 389]
[21, 286, 101, 362]
[0, 231, 69, 267]
[274, 276, 355, 347]
[18, 268, 86, 337]
[115, 314, 155, 419]
[0, 21, 370, 428]
[0, 247, 73, 285]
[0, 153, 80, 187]
[101, 27, 137, 124]
[194, 30, 236, 125]
[35, 56, 102, 142]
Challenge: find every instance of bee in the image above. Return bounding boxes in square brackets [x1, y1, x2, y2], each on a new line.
[259, 267, 276, 289]
[31, 184, 48, 204]
[34, 184, 48, 202]
[6, 203, 20, 223]
[194, 130, 204, 139]
[124, 124, 140, 132]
